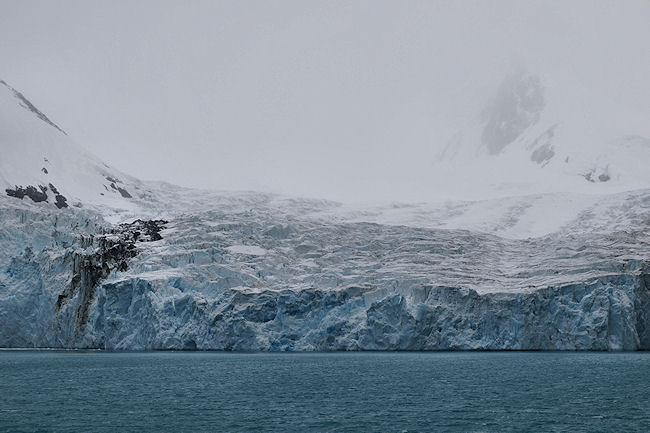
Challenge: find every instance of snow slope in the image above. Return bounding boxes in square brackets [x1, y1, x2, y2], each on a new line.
[434, 66, 650, 200]
[1, 80, 649, 350]
[0, 80, 158, 215]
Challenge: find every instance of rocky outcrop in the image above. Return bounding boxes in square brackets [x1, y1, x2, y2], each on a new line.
[529, 124, 558, 166]
[48, 184, 68, 209]
[6, 185, 48, 203]
[6, 183, 68, 208]
[53, 219, 167, 341]
[0, 207, 166, 347]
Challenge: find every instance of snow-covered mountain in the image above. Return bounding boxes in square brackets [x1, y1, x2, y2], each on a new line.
[1, 80, 649, 350]
[0, 80, 152, 213]
[435, 65, 650, 198]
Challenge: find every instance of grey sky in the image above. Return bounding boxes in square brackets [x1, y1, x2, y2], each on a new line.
[1, 0, 649, 201]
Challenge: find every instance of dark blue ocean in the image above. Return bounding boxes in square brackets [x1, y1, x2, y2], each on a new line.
[1, 351, 649, 432]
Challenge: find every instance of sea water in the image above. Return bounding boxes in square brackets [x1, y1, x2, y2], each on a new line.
[1, 351, 649, 432]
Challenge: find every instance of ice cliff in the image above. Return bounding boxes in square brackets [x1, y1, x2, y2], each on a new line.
[1, 189, 649, 351]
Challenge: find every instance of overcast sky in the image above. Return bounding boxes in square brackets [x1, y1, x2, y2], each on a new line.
[1, 0, 649, 202]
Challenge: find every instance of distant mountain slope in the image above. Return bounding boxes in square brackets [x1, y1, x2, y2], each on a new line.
[435, 66, 650, 197]
[0, 80, 148, 213]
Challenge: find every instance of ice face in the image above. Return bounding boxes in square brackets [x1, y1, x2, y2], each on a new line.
[1, 185, 649, 351]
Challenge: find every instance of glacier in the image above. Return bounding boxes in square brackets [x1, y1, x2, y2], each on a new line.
[1, 188, 649, 351]
[1, 78, 650, 351]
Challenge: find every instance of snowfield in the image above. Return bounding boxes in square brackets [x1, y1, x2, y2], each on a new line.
[1, 79, 649, 350]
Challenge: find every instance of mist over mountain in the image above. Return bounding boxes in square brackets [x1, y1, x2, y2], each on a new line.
[2, 0, 649, 202]
[432, 62, 650, 200]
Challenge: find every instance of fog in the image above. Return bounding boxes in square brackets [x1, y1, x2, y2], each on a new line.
[1, 0, 649, 202]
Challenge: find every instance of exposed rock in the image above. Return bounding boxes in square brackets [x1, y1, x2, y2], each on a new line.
[529, 124, 558, 166]
[110, 182, 132, 198]
[116, 186, 132, 198]
[47, 183, 68, 208]
[6, 185, 48, 203]
[5, 184, 69, 208]
[48, 183, 59, 194]
[583, 168, 611, 183]
[54, 219, 167, 337]
[54, 194, 68, 209]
